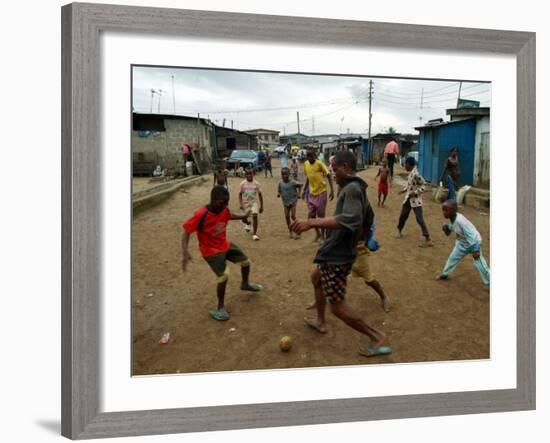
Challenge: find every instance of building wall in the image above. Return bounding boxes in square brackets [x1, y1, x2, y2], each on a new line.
[131, 118, 215, 175]
[418, 119, 477, 186]
[473, 116, 490, 188]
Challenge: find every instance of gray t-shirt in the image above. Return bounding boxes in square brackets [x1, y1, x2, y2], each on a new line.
[278, 179, 300, 207]
[314, 176, 370, 265]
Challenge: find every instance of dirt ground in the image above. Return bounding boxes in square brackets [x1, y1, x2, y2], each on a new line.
[132, 160, 490, 375]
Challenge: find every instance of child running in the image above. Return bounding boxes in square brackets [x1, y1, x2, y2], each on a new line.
[181, 186, 263, 321]
[239, 168, 263, 241]
[291, 150, 391, 358]
[375, 159, 391, 207]
[397, 156, 434, 247]
[437, 199, 490, 289]
[277, 167, 303, 239]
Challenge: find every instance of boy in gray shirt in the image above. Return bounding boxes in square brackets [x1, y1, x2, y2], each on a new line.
[277, 167, 303, 239]
[291, 151, 391, 358]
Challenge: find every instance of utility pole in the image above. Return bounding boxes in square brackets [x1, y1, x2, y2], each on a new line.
[457, 81, 463, 107]
[171, 75, 176, 114]
[419, 87, 424, 124]
[231, 120, 233, 129]
[367, 79, 373, 165]
[296, 111, 301, 134]
[312, 117, 315, 135]
[197, 113, 201, 146]
[157, 89, 165, 113]
[150, 88, 156, 113]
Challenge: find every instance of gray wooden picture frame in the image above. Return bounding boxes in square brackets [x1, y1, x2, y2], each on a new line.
[61, 2, 536, 439]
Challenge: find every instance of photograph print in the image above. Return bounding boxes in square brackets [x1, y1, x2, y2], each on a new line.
[131, 66, 491, 376]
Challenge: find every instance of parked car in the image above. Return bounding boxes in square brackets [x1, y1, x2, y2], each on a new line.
[225, 149, 261, 172]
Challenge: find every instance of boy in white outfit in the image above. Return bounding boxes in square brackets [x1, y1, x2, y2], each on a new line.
[437, 199, 490, 288]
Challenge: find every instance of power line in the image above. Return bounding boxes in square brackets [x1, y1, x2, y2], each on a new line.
[373, 83, 489, 102]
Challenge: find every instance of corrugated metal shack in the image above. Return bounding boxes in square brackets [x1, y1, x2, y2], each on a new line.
[415, 107, 490, 188]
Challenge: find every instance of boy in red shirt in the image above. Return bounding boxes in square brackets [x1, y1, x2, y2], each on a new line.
[181, 186, 262, 321]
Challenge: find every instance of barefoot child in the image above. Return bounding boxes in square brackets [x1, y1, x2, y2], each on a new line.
[213, 163, 229, 190]
[291, 150, 391, 357]
[438, 199, 490, 288]
[303, 149, 335, 242]
[239, 168, 263, 241]
[277, 167, 303, 239]
[375, 160, 390, 207]
[181, 186, 262, 321]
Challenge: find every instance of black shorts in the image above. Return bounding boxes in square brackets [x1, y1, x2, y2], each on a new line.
[204, 243, 248, 277]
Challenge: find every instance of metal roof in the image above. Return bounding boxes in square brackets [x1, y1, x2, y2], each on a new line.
[415, 117, 476, 130]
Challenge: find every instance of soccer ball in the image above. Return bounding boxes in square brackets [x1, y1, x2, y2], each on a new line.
[279, 336, 292, 352]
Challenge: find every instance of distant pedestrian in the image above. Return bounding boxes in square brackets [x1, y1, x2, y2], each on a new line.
[264, 152, 273, 178]
[439, 147, 460, 201]
[437, 199, 490, 288]
[384, 138, 400, 178]
[396, 156, 434, 247]
[213, 163, 229, 191]
[280, 144, 290, 169]
[290, 157, 299, 180]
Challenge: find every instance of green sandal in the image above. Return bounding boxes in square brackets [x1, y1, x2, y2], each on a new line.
[209, 309, 230, 321]
[241, 283, 263, 292]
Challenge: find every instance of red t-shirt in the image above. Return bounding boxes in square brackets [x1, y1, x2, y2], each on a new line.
[182, 207, 231, 257]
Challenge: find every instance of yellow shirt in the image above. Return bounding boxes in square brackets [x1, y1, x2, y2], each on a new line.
[304, 160, 329, 196]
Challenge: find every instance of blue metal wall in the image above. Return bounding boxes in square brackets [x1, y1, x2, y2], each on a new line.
[362, 139, 370, 165]
[417, 119, 476, 186]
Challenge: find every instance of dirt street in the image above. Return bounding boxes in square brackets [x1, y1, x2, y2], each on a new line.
[132, 161, 490, 375]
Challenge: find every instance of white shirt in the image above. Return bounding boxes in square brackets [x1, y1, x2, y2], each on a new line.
[449, 213, 482, 248]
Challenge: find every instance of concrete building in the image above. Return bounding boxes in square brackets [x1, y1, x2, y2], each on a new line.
[244, 128, 280, 149]
[279, 133, 311, 146]
[132, 113, 215, 176]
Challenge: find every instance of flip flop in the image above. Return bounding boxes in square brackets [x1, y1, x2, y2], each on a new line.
[359, 344, 393, 357]
[241, 283, 263, 292]
[208, 309, 230, 321]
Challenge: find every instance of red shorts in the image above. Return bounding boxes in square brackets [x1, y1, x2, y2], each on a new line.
[378, 180, 389, 196]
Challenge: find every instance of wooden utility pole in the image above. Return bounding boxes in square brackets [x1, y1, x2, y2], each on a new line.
[367, 79, 373, 165]
[420, 87, 424, 124]
[171, 75, 176, 114]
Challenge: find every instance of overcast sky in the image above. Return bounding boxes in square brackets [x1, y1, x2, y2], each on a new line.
[132, 66, 491, 136]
